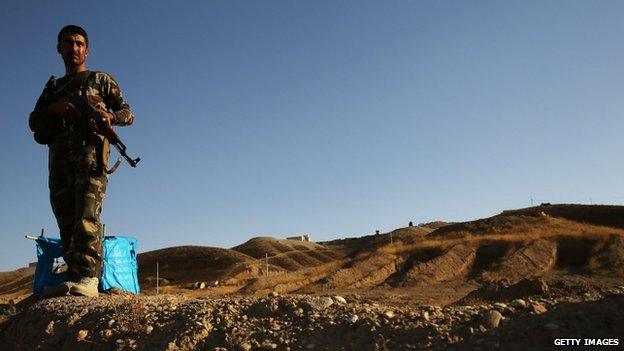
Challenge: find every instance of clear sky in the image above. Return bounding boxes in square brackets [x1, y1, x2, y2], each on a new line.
[2, 1, 624, 271]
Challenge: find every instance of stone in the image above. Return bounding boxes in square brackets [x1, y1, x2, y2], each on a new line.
[383, 311, 395, 319]
[306, 297, 334, 311]
[483, 310, 503, 329]
[45, 321, 55, 335]
[543, 323, 560, 331]
[347, 314, 359, 323]
[146, 325, 154, 334]
[77, 330, 88, 341]
[531, 303, 547, 315]
[422, 311, 430, 321]
[261, 340, 277, 349]
[240, 343, 252, 351]
[333, 295, 347, 304]
[493, 303, 508, 310]
[102, 329, 113, 339]
[510, 299, 527, 309]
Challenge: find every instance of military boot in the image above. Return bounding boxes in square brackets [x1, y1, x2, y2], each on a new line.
[69, 277, 99, 297]
[41, 281, 75, 298]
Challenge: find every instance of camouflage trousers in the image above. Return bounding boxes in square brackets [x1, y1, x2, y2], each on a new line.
[48, 133, 107, 280]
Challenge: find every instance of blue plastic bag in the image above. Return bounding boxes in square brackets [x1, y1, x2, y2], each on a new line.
[33, 237, 66, 294]
[32, 235, 140, 294]
[100, 236, 140, 294]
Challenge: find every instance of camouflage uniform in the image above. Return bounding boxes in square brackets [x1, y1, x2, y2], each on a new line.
[29, 70, 134, 280]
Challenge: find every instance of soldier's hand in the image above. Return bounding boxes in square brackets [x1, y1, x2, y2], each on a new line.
[47, 99, 76, 117]
[100, 111, 115, 125]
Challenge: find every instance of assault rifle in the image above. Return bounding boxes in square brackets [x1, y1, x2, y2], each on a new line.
[69, 94, 141, 168]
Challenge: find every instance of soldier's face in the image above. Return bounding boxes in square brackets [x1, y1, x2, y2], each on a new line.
[57, 34, 89, 68]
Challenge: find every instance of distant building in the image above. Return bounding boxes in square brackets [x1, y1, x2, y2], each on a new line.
[286, 234, 311, 242]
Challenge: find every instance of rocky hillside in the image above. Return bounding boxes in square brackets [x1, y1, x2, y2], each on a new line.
[1, 204, 624, 349]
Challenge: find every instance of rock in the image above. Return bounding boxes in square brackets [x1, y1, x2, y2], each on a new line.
[77, 330, 88, 341]
[493, 302, 508, 310]
[45, 321, 55, 335]
[269, 292, 279, 298]
[239, 343, 252, 351]
[422, 311, 430, 321]
[102, 329, 113, 339]
[306, 297, 334, 311]
[510, 299, 527, 309]
[261, 340, 277, 349]
[333, 295, 347, 304]
[146, 325, 154, 334]
[347, 314, 359, 323]
[383, 310, 395, 319]
[483, 310, 503, 329]
[108, 319, 115, 327]
[543, 323, 560, 331]
[531, 303, 547, 315]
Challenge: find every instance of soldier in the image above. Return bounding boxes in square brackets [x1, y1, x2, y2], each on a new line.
[29, 25, 134, 297]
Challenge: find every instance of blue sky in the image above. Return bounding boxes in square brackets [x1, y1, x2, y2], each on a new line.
[2, 1, 624, 271]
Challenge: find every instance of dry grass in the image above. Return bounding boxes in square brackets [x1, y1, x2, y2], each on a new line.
[378, 216, 624, 256]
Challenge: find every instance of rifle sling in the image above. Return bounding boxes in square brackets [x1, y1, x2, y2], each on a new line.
[106, 158, 122, 174]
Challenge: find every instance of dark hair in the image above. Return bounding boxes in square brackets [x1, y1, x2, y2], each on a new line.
[57, 25, 89, 47]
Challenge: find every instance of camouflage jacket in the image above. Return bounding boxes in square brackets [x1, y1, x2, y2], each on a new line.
[29, 71, 134, 144]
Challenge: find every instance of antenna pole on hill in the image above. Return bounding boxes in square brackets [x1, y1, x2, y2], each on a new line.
[156, 261, 159, 295]
[265, 253, 269, 277]
[40, 228, 44, 237]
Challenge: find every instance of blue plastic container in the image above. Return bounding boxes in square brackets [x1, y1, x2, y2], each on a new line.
[33, 235, 140, 294]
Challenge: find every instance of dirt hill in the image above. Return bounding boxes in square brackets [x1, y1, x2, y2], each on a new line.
[138, 245, 255, 287]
